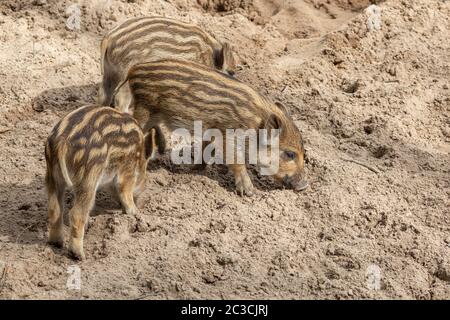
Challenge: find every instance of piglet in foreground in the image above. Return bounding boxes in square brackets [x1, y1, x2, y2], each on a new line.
[45, 105, 153, 260]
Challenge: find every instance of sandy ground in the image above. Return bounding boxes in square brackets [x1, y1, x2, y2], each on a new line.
[0, 0, 449, 299]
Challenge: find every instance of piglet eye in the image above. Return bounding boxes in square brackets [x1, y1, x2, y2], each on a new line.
[227, 70, 235, 76]
[284, 151, 296, 160]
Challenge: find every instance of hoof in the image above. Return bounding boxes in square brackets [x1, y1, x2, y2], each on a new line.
[68, 249, 85, 261]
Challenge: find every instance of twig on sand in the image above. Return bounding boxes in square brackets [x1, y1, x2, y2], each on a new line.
[135, 293, 153, 300]
[10, 87, 20, 100]
[340, 157, 380, 174]
[0, 264, 9, 293]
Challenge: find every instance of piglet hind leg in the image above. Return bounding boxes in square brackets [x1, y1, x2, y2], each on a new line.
[98, 58, 120, 107]
[133, 104, 152, 131]
[229, 164, 254, 196]
[114, 82, 133, 113]
[68, 189, 95, 260]
[115, 172, 139, 216]
[47, 177, 65, 248]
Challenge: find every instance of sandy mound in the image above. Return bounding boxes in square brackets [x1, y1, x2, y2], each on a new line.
[0, 0, 449, 299]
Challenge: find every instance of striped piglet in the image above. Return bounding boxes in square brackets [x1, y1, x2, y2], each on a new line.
[98, 16, 236, 111]
[45, 106, 154, 259]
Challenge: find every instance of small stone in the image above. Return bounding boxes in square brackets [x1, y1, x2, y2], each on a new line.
[32, 0, 47, 6]
[266, 197, 277, 208]
[409, 249, 420, 259]
[145, 279, 161, 292]
[155, 176, 168, 187]
[18, 204, 31, 211]
[435, 262, 450, 282]
[364, 124, 374, 134]
[202, 272, 219, 284]
[66, 94, 79, 102]
[341, 79, 361, 94]
[99, 18, 106, 28]
[333, 57, 344, 65]
[441, 127, 450, 138]
[217, 255, 235, 266]
[209, 220, 226, 233]
[136, 217, 149, 233]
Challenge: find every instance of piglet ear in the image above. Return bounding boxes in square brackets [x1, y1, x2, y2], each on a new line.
[258, 114, 282, 147]
[213, 47, 224, 70]
[275, 101, 289, 115]
[265, 113, 283, 130]
[214, 42, 236, 74]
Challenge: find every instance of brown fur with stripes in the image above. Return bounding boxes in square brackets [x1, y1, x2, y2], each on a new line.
[45, 105, 154, 260]
[98, 16, 236, 110]
[123, 59, 308, 196]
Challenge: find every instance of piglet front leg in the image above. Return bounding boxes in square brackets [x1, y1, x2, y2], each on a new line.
[229, 164, 254, 196]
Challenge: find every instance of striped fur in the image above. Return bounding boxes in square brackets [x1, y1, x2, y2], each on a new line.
[45, 105, 153, 260]
[98, 16, 236, 109]
[124, 59, 307, 196]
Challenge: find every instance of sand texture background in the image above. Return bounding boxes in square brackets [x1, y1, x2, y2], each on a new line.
[0, 0, 449, 299]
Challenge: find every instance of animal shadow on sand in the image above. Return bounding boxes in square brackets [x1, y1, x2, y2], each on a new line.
[0, 175, 126, 253]
[32, 83, 100, 116]
[148, 154, 283, 194]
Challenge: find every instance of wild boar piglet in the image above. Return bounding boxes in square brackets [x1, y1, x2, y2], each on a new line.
[99, 16, 236, 111]
[45, 105, 154, 260]
[123, 59, 308, 196]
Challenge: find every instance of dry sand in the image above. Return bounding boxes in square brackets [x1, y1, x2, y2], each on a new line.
[0, 0, 449, 299]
